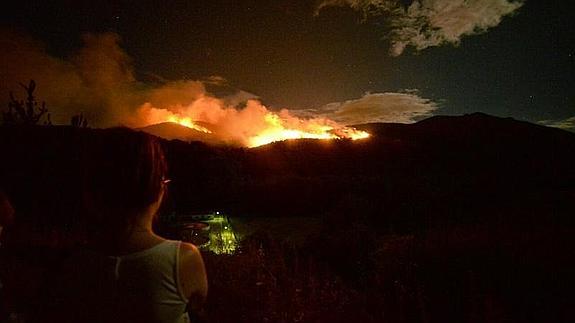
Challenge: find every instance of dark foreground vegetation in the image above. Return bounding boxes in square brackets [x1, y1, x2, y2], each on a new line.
[1, 113, 574, 322]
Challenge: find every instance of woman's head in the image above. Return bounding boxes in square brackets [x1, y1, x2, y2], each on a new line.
[83, 128, 167, 235]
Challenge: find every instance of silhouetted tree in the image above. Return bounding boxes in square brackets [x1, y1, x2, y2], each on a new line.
[70, 113, 89, 128]
[3, 80, 51, 125]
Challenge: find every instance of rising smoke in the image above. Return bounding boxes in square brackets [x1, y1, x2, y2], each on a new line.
[1, 30, 139, 126]
[1, 29, 438, 146]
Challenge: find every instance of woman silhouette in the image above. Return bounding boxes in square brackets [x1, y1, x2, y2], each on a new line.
[48, 128, 207, 323]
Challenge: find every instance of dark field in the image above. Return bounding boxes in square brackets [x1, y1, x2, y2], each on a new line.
[1, 113, 575, 322]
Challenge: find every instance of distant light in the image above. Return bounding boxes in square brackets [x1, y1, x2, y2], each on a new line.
[216, 211, 220, 215]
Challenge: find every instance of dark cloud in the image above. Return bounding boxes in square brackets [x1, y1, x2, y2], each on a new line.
[316, 0, 524, 55]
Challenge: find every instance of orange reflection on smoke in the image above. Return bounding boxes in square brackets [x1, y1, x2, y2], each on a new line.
[136, 100, 369, 147]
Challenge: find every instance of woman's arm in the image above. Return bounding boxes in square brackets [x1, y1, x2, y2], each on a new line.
[179, 242, 208, 314]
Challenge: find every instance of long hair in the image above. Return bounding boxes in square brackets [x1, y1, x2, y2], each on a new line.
[82, 128, 167, 245]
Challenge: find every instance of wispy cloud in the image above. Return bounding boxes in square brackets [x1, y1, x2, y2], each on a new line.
[316, 0, 524, 56]
[295, 91, 438, 125]
[540, 116, 575, 132]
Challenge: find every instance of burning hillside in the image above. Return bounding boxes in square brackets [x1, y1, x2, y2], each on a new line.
[1, 31, 443, 147]
[135, 98, 369, 147]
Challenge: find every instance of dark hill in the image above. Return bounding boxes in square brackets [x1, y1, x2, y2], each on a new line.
[138, 122, 222, 145]
[219, 113, 575, 228]
[355, 112, 575, 143]
[1, 114, 574, 323]
[1, 113, 574, 230]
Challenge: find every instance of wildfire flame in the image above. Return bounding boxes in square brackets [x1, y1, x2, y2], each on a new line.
[134, 98, 369, 147]
[166, 115, 211, 134]
[246, 113, 369, 147]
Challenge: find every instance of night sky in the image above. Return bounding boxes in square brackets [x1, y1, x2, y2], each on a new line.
[1, 0, 574, 130]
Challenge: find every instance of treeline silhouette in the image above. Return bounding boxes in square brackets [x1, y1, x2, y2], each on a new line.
[166, 112, 575, 231]
[2, 112, 574, 231]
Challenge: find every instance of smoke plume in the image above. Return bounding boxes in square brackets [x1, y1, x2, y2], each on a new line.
[1, 30, 140, 126]
[1, 29, 437, 146]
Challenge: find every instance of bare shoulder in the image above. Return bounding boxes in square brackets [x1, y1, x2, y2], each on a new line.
[179, 242, 206, 275]
[179, 242, 205, 272]
[178, 242, 208, 311]
[179, 241, 201, 255]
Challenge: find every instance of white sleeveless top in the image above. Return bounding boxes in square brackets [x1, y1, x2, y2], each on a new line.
[48, 240, 193, 322]
[103, 239, 191, 323]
